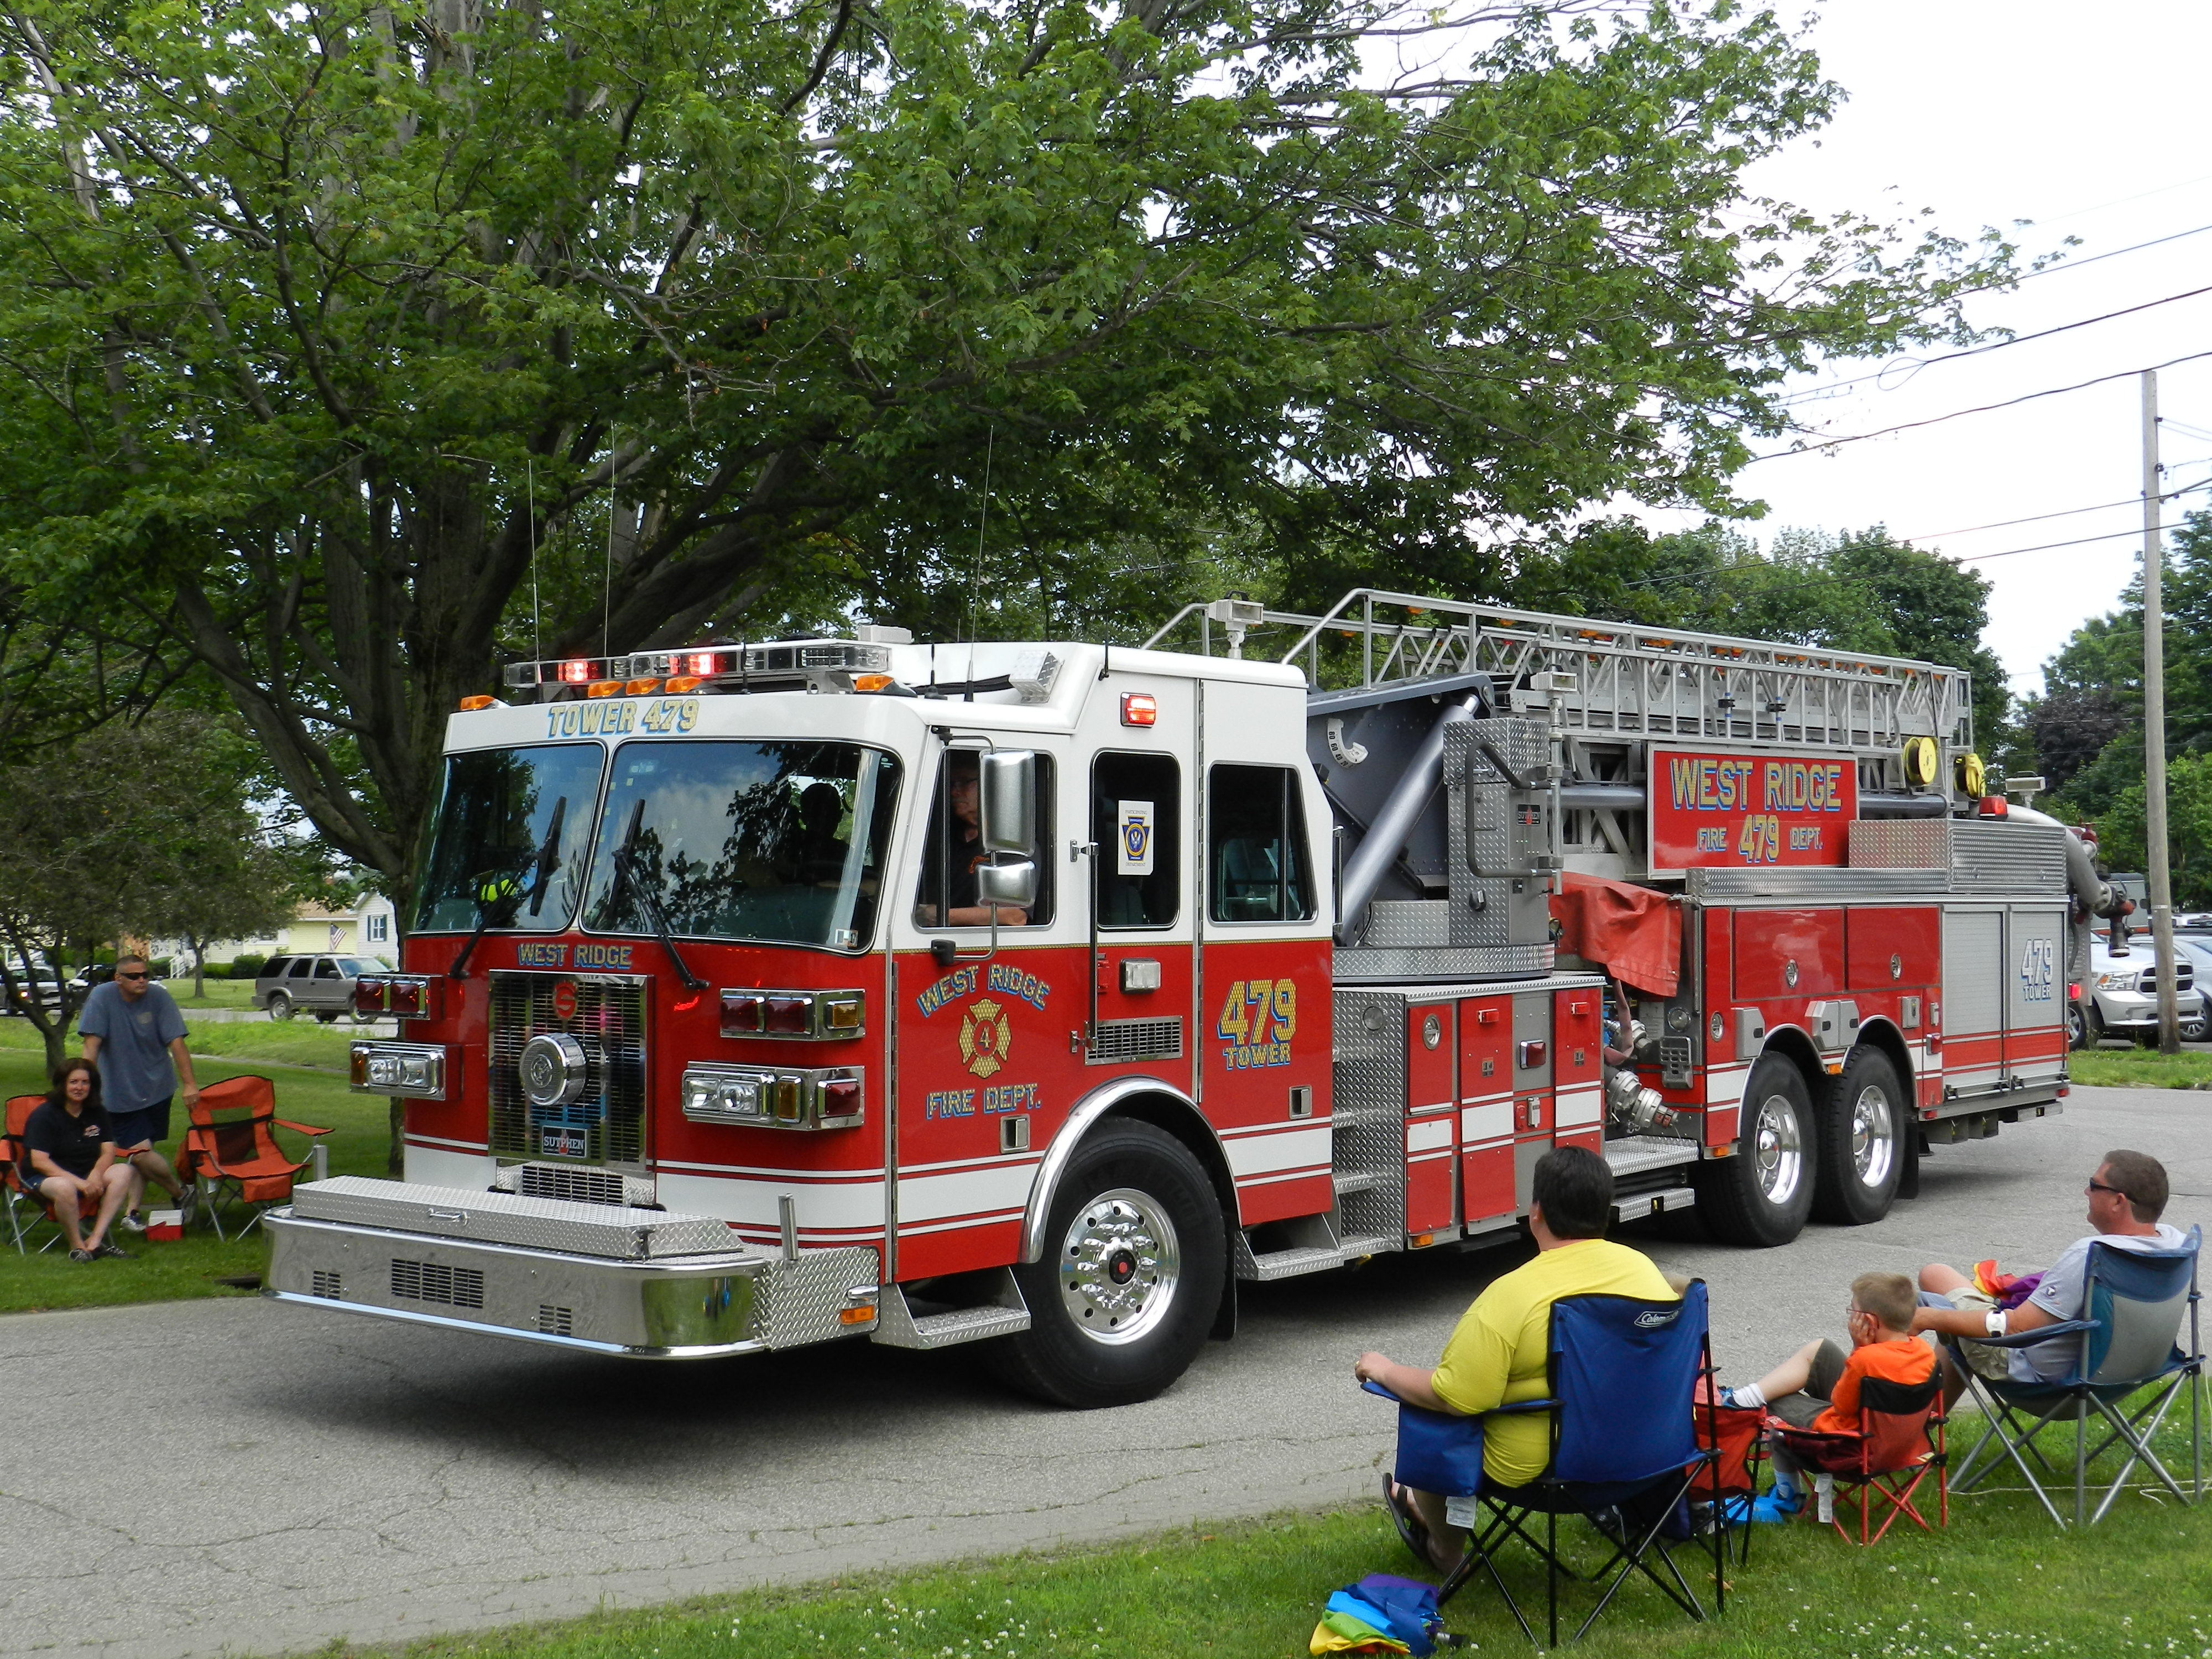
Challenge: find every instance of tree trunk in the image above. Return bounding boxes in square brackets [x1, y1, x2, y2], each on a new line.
[192, 937, 207, 1000]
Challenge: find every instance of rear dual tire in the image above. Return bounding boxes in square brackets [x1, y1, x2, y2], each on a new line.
[1812, 1047, 1906, 1226]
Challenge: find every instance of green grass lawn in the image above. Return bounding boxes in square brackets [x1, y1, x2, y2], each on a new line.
[2068, 1046, 2212, 1089]
[306, 1406, 2212, 1659]
[0, 1029, 392, 1313]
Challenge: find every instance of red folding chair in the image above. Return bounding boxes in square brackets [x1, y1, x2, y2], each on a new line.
[1767, 1373, 1948, 1546]
[176, 1076, 332, 1239]
[1692, 1384, 1770, 1563]
[5, 1093, 74, 1254]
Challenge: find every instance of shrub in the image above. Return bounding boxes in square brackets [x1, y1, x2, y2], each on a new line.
[229, 953, 268, 979]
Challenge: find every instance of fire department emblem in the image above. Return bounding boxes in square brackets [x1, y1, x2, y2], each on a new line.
[550, 979, 577, 1022]
[958, 998, 1011, 1078]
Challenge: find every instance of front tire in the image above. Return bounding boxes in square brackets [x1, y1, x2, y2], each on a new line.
[1812, 1047, 1905, 1225]
[1693, 1052, 1816, 1248]
[992, 1120, 1225, 1409]
[267, 991, 293, 1021]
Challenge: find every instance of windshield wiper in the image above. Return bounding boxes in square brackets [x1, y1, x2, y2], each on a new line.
[448, 796, 567, 980]
[609, 798, 707, 992]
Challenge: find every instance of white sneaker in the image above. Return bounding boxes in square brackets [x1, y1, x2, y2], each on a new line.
[118, 1213, 148, 1234]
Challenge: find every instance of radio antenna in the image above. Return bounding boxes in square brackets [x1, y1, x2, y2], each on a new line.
[527, 455, 541, 663]
[966, 425, 993, 648]
[603, 435, 617, 659]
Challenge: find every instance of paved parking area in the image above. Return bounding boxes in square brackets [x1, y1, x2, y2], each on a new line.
[2, 1085, 2203, 1659]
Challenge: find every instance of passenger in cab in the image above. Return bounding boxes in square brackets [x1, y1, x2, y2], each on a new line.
[916, 753, 1030, 928]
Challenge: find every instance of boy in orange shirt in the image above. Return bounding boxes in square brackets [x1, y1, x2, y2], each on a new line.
[1717, 1270, 1937, 1520]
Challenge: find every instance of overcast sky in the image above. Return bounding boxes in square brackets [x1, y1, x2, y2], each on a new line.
[1631, 1, 2212, 700]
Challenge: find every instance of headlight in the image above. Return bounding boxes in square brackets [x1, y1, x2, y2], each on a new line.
[350, 1041, 448, 1099]
[2093, 971, 2142, 992]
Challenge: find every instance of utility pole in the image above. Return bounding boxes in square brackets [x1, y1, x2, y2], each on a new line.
[2141, 370, 2180, 1053]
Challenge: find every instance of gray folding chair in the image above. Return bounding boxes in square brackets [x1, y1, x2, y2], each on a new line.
[1944, 1225, 2201, 1526]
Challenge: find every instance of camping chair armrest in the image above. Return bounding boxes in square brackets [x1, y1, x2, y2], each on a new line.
[1949, 1317, 2099, 1350]
[274, 1119, 335, 1139]
[1357, 1379, 1556, 1423]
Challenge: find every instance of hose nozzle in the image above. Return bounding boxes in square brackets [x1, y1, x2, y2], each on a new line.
[1605, 1066, 1678, 1136]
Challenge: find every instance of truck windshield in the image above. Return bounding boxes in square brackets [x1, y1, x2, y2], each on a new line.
[414, 744, 607, 932]
[581, 741, 902, 952]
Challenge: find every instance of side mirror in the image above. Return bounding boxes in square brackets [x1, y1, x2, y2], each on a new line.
[976, 858, 1038, 909]
[980, 750, 1036, 854]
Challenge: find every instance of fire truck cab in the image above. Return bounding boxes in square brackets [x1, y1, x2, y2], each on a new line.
[266, 592, 2107, 1407]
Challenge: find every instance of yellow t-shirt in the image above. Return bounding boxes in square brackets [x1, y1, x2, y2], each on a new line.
[1428, 1238, 1679, 1488]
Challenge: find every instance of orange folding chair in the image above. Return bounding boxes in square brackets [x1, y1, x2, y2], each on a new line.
[176, 1076, 333, 1239]
[1768, 1373, 1947, 1546]
[4, 1093, 76, 1254]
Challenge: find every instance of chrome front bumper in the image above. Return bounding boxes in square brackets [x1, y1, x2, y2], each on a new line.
[263, 1180, 879, 1358]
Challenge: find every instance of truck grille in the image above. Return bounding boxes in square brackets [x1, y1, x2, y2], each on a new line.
[489, 973, 649, 1168]
[518, 1165, 628, 1207]
[391, 1259, 486, 1310]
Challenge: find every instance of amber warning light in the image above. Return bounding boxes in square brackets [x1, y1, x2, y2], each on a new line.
[1120, 692, 1158, 727]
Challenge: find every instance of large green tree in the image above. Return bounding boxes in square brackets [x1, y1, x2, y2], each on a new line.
[2026, 509, 2212, 829]
[0, 0, 2011, 910]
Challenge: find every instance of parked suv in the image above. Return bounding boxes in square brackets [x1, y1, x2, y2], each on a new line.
[253, 954, 389, 1022]
[2074, 938, 2208, 1048]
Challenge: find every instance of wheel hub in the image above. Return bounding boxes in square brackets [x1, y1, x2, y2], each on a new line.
[1850, 1084, 1895, 1188]
[1752, 1093, 1803, 1204]
[1058, 1188, 1181, 1347]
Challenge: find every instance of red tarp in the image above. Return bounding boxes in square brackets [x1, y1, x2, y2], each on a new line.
[1549, 872, 1681, 999]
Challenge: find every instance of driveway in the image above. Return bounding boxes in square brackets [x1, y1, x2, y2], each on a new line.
[3, 1086, 2203, 1659]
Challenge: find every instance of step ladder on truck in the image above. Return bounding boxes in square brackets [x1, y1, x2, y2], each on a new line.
[263, 589, 2119, 1406]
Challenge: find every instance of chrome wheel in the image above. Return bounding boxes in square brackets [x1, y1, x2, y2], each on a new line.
[1058, 1187, 1180, 1347]
[1849, 1084, 1895, 1190]
[1752, 1093, 1804, 1206]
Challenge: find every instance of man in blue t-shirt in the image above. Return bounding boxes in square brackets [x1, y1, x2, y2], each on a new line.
[79, 955, 201, 1230]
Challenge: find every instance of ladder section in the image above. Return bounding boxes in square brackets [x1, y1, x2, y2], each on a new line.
[1149, 588, 1973, 754]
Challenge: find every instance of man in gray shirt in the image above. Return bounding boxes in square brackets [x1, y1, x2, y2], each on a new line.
[79, 954, 201, 1229]
[1914, 1149, 2188, 1400]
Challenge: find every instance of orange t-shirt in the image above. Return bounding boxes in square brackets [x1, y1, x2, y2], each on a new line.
[1812, 1335, 1937, 1435]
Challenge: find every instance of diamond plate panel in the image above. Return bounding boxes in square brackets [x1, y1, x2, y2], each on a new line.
[1949, 822, 2066, 891]
[1363, 901, 1451, 947]
[291, 1177, 736, 1259]
[1848, 818, 1950, 869]
[1335, 943, 1553, 981]
[1446, 718, 1557, 951]
[1329, 989, 1407, 1240]
[757, 1245, 883, 1349]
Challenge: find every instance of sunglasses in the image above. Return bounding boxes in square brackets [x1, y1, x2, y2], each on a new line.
[2086, 1178, 2126, 1197]
[116, 971, 148, 980]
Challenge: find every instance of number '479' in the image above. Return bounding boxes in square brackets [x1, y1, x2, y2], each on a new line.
[1217, 979, 1297, 1044]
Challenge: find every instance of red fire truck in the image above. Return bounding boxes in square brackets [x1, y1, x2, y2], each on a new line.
[266, 589, 2110, 1406]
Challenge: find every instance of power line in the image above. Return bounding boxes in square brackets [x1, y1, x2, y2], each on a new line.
[2016, 218, 2212, 281]
[1780, 283, 2212, 406]
[1610, 481, 2212, 602]
[1747, 348, 2212, 462]
[1897, 481, 2208, 544]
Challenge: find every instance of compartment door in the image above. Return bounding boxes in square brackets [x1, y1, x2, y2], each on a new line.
[1553, 988, 1603, 1156]
[2004, 904, 2067, 1088]
[1459, 995, 1514, 1226]
[1404, 1004, 1457, 1235]
[1939, 909, 2004, 1095]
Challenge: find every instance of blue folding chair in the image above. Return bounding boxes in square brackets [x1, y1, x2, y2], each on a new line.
[1368, 1282, 1726, 1646]
[1944, 1225, 2203, 1527]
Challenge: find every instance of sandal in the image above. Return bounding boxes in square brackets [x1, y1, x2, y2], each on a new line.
[1383, 1475, 1436, 1569]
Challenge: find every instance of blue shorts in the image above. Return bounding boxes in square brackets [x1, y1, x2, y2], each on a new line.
[109, 1100, 172, 1151]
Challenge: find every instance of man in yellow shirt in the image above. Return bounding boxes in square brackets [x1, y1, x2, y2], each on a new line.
[1355, 1145, 1678, 1573]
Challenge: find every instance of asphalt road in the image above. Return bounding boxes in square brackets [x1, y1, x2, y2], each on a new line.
[4, 1085, 2205, 1659]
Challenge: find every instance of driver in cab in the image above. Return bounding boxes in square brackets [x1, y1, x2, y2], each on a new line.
[918, 753, 1030, 928]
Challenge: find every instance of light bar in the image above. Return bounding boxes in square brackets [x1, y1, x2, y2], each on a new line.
[353, 976, 443, 1021]
[719, 988, 865, 1039]
[502, 639, 897, 700]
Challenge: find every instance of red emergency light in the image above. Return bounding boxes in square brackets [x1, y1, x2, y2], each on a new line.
[1120, 692, 1158, 727]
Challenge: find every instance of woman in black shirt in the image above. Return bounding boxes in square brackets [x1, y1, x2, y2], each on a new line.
[20, 1058, 138, 1261]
